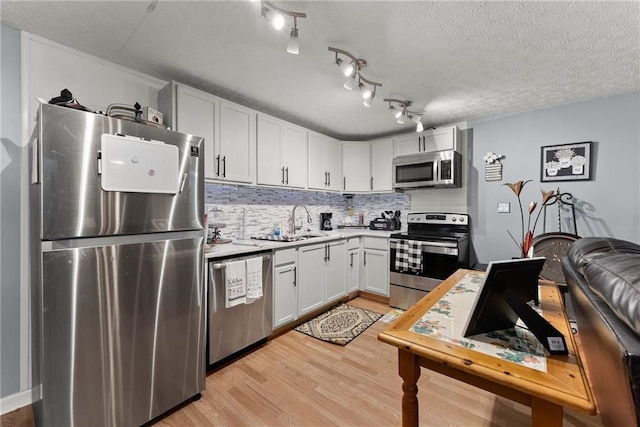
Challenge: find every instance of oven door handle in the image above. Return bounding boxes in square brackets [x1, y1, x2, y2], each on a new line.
[391, 238, 458, 250]
[422, 245, 458, 256]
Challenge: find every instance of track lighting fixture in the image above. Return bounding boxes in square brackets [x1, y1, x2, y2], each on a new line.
[384, 99, 425, 132]
[328, 47, 382, 107]
[261, 1, 306, 54]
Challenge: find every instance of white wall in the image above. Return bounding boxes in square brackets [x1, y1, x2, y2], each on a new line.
[469, 91, 640, 264]
[1, 24, 23, 402]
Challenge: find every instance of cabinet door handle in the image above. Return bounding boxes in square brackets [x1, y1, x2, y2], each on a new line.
[324, 171, 328, 186]
[422, 136, 426, 152]
[328, 244, 331, 261]
[418, 137, 421, 152]
[285, 167, 289, 184]
[216, 155, 221, 176]
[293, 266, 297, 287]
[222, 156, 226, 177]
[281, 167, 285, 184]
[370, 176, 374, 191]
[327, 172, 331, 187]
[343, 177, 346, 190]
[364, 251, 367, 265]
[350, 252, 353, 267]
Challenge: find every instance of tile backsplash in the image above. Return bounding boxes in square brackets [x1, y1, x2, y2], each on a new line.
[205, 184, 411, 240]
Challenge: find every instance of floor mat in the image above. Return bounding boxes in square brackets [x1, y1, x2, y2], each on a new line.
[294, 303, 383, 345]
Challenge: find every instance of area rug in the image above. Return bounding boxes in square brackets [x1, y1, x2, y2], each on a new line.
[294, 303, 383, 345]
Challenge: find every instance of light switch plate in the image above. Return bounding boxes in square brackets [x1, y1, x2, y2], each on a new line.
[497, 202, 511, 213]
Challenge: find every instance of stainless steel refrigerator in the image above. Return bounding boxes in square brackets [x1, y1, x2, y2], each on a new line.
[30, 103, 205, 426]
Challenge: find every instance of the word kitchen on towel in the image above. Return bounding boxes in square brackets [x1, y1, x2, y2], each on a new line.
[394, 239, 423, 273]
[225, 260, 246, 308]
[245, 257, 263, 304]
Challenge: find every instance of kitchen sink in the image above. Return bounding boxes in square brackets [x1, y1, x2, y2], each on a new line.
[249, 231, 330, 243]
[250, 234, 309, 242]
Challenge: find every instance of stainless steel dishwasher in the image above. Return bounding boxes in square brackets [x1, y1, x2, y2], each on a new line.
[207, 251, 273, 367]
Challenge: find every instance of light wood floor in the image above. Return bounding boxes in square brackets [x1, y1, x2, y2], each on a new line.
[154, 297, 604, 427]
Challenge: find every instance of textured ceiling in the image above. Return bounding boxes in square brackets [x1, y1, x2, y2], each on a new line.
[2, 1, 639, 140]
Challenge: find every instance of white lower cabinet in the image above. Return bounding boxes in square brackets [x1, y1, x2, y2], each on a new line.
[362, 237, 390, 296]
[273, 248, 297, 328]
[347, 238, 361, 293]
[297, 243, 327, 316]
[325, 240, 346, 302]
[297, 239, 347, 316]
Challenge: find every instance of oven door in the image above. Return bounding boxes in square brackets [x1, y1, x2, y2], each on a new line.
[389, 239, 460, 309]
[422, 243, 460, 280]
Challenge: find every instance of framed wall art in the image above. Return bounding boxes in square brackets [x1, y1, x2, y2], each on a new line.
[540, 141, 592, 182]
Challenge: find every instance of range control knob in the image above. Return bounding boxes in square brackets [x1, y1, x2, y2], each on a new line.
[452, 217, 457, 222]
[459, 216, 465, 223]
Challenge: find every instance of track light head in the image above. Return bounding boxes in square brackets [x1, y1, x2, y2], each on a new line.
[385, 98, 424, 130]
[363, 90, 375, 107]
[344, 74, 357, 90]
[262, 2, 306, 52]
[341, 61, 355, 77]
[262, 5, 285, 29]
[287, 26, 299, 54]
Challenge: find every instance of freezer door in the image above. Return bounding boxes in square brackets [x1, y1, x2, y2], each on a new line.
[38, 235, 205, 427]
[35, 104, 204, 240]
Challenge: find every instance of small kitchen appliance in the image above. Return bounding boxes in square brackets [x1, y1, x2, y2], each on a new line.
[320, 212, 333, 230]
[369, 210, 401, 231]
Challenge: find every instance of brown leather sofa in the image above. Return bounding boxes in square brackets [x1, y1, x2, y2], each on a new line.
[561, 237, 640, 427]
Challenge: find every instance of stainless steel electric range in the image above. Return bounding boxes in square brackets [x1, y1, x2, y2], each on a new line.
[389, 212, 470, 310]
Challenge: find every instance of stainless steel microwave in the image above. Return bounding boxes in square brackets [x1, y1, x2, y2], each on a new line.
[392, 150, 462, 189]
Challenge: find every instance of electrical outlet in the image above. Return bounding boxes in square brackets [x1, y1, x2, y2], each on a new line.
[497, 202, 510, 213]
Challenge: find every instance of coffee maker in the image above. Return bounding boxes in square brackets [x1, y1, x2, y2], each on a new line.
[320, 212, 333, 230]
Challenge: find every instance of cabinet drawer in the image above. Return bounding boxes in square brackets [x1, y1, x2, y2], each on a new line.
[363, 236, 389, 251]
[274, 248, 297, 265]
[347, 237, 360, 250]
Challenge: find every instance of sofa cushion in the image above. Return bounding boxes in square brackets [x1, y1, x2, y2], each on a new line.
[585, 253, 640, 336]
[568, 237, 640, 275]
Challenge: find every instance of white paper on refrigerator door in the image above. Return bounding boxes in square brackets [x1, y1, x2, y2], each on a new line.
[100, 133, 179, 194]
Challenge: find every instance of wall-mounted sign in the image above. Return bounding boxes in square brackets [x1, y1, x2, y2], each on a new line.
[541, 141, 592, 182]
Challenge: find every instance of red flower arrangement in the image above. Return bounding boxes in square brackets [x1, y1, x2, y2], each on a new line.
[504, 180, 555, 258]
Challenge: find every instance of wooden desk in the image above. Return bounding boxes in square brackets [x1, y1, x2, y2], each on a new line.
[378, 269, 596, 427]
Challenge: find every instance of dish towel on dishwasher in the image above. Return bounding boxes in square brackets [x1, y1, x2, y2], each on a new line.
[395, 239, 423, 273]
[245, 257, 263, 304]
[225, 260, 246, 308]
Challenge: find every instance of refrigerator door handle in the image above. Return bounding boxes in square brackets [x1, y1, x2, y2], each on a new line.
[179, 173, 187, 193]
[31, 137, 40, 184]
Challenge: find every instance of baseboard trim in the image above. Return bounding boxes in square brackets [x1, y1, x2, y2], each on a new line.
[0, 386, 36, 415]
[357, 290, 389, 304]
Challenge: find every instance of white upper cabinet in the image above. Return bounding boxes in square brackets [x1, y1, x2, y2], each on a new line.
[370, 137, 394, 192]
[257, 114, 307, 188]
[308, 132, 343, 191]
[394, 126, 459, 157]
[158, 82, 217, 179]
[218, 100, 256, 184]
[158, 82, 256, 184]
[342, 142, 371, 192]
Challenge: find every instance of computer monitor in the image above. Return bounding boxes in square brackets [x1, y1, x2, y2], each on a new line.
[463, 257, 568, 355]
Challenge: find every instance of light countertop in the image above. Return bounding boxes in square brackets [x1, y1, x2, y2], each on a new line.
[204, 229, 396, 259]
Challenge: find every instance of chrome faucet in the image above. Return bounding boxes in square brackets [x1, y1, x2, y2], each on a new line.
[291, 204, 312, 234]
